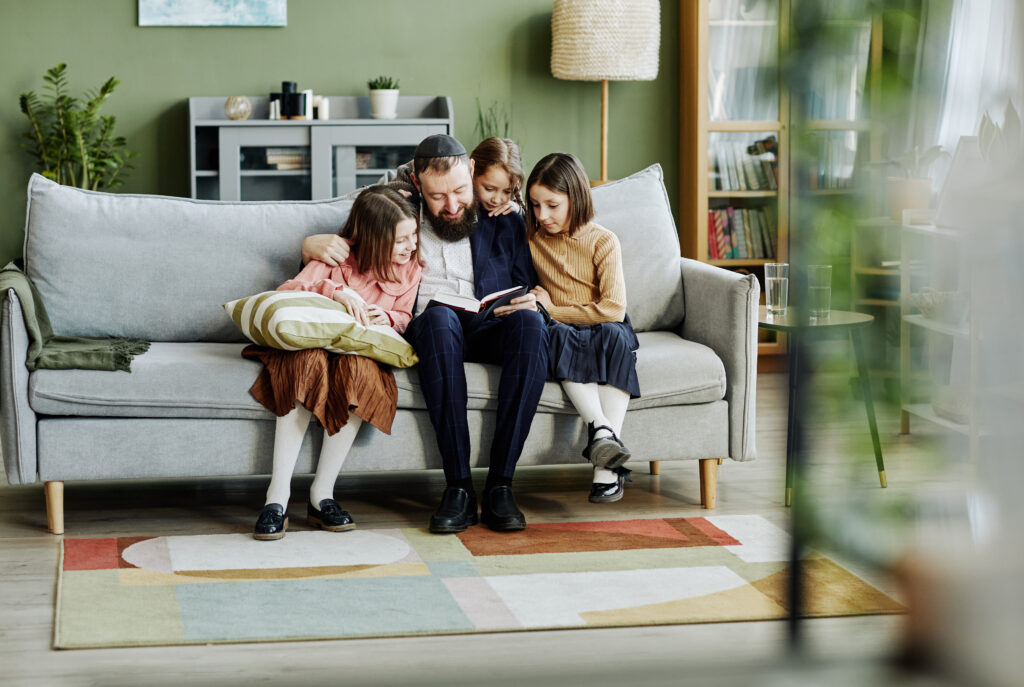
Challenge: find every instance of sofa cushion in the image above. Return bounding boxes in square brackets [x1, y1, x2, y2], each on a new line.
[592, 164, 685, 333]
[22, 175, 354, 342]
[28, 333, 723, 419]
[393, 331, 725, 412]
[223, 290, 419, 368]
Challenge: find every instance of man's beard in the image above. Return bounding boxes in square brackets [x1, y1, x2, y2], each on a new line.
[428, 199, 478, 242]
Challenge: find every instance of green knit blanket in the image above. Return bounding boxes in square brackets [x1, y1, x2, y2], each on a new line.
[0, 267, 150, 372]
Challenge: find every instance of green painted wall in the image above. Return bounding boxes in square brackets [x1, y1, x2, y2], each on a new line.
[0, 0, 679, 265]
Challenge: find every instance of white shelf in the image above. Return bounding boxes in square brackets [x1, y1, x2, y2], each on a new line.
[189, 96, 452, 200]
[903, 223, 966, 240]
[903, 314, 969, 338]
[902, 403, 969, 435]
[239, 169, 310, 177]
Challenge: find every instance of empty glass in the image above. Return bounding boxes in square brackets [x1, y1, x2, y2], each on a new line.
[808, 264, 832, 319]
[765, 263, 789, 315]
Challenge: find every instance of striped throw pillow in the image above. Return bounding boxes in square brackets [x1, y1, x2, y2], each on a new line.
[223, 290, 418, 368]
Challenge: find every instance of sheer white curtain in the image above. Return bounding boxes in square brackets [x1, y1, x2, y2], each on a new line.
[935, 0, 1024, 150]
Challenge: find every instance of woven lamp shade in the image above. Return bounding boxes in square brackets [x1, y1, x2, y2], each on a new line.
[551, 0, 660, 82]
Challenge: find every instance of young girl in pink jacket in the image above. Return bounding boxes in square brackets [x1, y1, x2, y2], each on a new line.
[246, 186, 422, 540]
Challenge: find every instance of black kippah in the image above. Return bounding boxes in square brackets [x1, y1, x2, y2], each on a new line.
[414, 134, 467, 159]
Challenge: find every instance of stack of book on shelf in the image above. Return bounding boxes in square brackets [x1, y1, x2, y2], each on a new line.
[707, 206, 778, 260]
[264, 148, 310, 171]
[710, 135, 778, 192]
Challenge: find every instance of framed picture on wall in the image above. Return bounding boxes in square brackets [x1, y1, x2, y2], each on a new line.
[139, 0, 287, 27]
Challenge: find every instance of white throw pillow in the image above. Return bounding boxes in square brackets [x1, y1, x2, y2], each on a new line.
[223, 290, 418, 368]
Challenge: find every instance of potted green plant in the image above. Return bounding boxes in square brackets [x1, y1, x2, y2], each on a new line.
[19, 63, 138, 190]
[367, 75, 399, 120]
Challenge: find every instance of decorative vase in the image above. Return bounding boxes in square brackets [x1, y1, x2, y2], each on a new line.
[369, 89, 399, 120]
[224, 96, 252, 121]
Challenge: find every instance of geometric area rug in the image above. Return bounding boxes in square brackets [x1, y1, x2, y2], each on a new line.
[54, 515, 904, 649]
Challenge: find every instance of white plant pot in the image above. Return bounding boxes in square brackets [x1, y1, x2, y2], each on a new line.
[369, 89, 399, 120]
[887, 176, 932, 220]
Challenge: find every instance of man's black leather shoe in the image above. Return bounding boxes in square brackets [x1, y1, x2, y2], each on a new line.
[308, 498, 356, 532]
[480, 485, 526, 531]
[429, 486, 478, 534]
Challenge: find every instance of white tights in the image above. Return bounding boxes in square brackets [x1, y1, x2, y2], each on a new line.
[264, 403, 362, 507]
[561, 381, 630, 484]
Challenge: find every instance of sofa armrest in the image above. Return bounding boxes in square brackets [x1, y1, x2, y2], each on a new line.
[678, 258, 759, 461]
[1, 289, 38, 485]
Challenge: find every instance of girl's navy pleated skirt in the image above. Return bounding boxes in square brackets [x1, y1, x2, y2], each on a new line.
[546, 314, 641, 398]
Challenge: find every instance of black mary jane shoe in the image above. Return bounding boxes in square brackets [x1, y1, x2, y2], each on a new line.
[481, 484, 527, 532]
[588, 467, 632, 504]
[429, 486, 479, 534]
[307, 499, 356, 532]
[581, 422, 632, 470]
[254, 503, 288, 540]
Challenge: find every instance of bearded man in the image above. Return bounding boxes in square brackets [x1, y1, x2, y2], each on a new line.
[301, 135, 548, 534]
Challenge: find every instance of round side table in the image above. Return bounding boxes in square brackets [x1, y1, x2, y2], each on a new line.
[758, 306, 886, 506]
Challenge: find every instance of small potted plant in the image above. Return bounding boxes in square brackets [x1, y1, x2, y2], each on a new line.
[367, 75, 399, 120]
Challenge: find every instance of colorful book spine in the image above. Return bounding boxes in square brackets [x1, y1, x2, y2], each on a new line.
[707, 212, 718, 259]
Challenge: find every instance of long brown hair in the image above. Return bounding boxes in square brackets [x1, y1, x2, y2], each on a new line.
[339, 186, 420, 282]
[525, 152, 594, 237]
[471, 137, 526, 211]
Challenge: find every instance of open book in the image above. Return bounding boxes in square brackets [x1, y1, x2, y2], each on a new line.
[426, 286, 528, 327]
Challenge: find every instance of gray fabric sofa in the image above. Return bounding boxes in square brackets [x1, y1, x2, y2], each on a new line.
[1, 165, 759, 534]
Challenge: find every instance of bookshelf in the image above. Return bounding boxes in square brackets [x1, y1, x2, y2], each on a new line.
[680, 0, 790, 358]
[680, 0, 881, 361]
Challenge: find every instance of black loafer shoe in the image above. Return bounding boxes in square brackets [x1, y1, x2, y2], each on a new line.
[480, 485, 527, 531]
[582, 423, 632, 470]
[254, 503, 288, 540]
[308, 498, 356, 532]
[588, 467, 632, 504]
[429, 486, 478, 534]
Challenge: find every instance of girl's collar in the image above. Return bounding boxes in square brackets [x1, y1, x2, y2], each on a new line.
[376, 259, 418, 295]
[535, 221, 594, 241]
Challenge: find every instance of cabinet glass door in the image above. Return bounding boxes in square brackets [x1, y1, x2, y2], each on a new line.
[311, 125, 441, 199]
[708, 0, 779, 122]
[219, 126, 311, 201]
[801, 11, 872, 121]
[240, 145, 311, 201]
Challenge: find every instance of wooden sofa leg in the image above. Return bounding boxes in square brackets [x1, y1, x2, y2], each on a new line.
[698, 459, 722, 509]
[44, 481, 64, 535]
[649, 460, 660, 475]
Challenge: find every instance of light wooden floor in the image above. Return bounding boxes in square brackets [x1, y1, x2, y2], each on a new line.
[0, 373, 956, 687]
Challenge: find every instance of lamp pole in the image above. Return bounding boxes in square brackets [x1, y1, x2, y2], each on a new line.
[600, 79, 609, 183]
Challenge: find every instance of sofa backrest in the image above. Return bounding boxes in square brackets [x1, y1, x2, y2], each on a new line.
[22, 165, 685, 342]
[23, 175, 353, 342]
[592, 164, 685, 332]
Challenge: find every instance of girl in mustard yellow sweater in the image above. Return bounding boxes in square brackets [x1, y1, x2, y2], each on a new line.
[525, 153, 640, 503]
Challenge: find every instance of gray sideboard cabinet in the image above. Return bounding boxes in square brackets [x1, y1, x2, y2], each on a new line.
[188, 96, 453, 201]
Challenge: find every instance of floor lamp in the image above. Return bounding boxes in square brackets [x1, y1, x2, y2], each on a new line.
[551, 0, 661, 184]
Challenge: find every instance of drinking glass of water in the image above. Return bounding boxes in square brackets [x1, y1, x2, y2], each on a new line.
[765, 263, 789, 316]
[808, 265, 832, 319]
